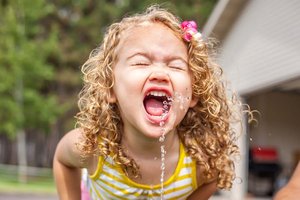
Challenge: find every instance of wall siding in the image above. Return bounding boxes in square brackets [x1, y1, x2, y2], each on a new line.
[218, 0, 300, 95]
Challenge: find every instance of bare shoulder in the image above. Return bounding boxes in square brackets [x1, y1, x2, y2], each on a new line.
[62, 128, 83, 145]
[196, 164, 218, 186]
[54, 128, 90, 168]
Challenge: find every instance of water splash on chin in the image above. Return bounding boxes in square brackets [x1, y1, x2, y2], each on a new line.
[158, 92, 190, 200]
[159, 92, 190, 134]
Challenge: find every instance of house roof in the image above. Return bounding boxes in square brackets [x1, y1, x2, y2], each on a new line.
[202, 0, 248, 42]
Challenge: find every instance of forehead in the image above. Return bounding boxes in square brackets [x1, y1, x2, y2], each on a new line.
[116, 22, 187, 59]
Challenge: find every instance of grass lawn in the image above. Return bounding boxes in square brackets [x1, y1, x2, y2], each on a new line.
[0, 176, 56, 194]
[0, 165, 56, 194]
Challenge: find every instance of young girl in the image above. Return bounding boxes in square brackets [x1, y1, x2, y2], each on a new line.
[54, 5, 241, 200]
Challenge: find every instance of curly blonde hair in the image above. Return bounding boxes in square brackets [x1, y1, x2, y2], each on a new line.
[76, 5, 241, 189]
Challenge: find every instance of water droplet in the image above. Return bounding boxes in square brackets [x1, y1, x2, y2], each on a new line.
[268, 132, 272, 136]
[159, 137, 164, 142]
[235, 177, 243, 184]
[159, 121, 165, 127]
[158, 91, 191, 200]
[159, 140, 166, 199]
[249, 138, 253, 142]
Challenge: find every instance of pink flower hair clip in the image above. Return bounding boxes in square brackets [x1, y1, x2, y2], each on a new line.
[181, 20, 202, 42]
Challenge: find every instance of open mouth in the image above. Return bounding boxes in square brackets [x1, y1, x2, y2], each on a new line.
[143, 91, 172, 119]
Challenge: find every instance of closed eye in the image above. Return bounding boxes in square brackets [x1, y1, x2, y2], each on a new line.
[169, 65, 185, 70]
[127, 53, 151, 67]
[168, 63, 187, 71]
[133, 62, 150, 66]
[168, 59, 187, 71]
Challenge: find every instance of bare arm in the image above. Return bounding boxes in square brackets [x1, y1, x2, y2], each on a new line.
[274, 162, 300, 200]
[187, 180, 217, 200]
[53, 129, 88, 200]
[187, 164, 218, 200]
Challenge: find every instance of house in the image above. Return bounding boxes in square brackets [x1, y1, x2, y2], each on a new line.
[203, 0, 300, 199]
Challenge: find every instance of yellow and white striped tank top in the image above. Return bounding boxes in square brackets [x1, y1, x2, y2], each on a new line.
[86, 143, 197, 200]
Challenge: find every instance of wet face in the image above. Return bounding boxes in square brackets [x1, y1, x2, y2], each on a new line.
[110, 22, 197, 139]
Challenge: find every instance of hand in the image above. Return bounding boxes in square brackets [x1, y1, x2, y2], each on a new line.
[274, 162, 300, 200]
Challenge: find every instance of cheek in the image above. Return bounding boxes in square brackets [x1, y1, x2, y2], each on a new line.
[175, 74, 193, 94]
[113, 70, 146, 97]
[173, 74, 196, 108]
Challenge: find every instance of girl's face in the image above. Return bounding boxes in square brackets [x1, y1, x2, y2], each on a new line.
[111, 22, 197, 139]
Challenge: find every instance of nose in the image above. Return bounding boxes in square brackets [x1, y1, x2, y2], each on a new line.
[148, 70, 170, 83]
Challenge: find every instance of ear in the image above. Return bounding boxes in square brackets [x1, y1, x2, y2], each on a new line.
[107, 89, 116, 103]
[189, 96, 198, 108]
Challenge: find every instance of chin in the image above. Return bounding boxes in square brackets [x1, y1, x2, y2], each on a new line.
[143, 121, 177, 140]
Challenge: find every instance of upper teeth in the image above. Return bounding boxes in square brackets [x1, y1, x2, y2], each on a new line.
[147, 91, 168, 97]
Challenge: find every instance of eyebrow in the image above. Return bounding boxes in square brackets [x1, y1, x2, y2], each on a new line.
[126, 52, 149, 61]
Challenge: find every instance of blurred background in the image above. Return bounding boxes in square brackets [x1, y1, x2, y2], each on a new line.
[0, 0, 299, 199]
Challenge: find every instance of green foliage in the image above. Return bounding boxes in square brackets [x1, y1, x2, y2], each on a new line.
[0, 0, 218, 139]
[50, 0, 218, 69]
[0, 0, 60, 138]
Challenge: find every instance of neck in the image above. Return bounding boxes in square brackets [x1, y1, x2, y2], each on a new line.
[121, 129, 179, 160]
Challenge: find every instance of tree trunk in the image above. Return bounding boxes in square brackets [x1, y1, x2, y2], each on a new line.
[17, 129, 27, 183]
[15, 75, 27, 183]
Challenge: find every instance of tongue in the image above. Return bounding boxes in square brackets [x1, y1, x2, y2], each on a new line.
[145, 98, 164, 116]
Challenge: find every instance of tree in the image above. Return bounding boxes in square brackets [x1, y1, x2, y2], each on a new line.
[0, 0, 60, 182]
